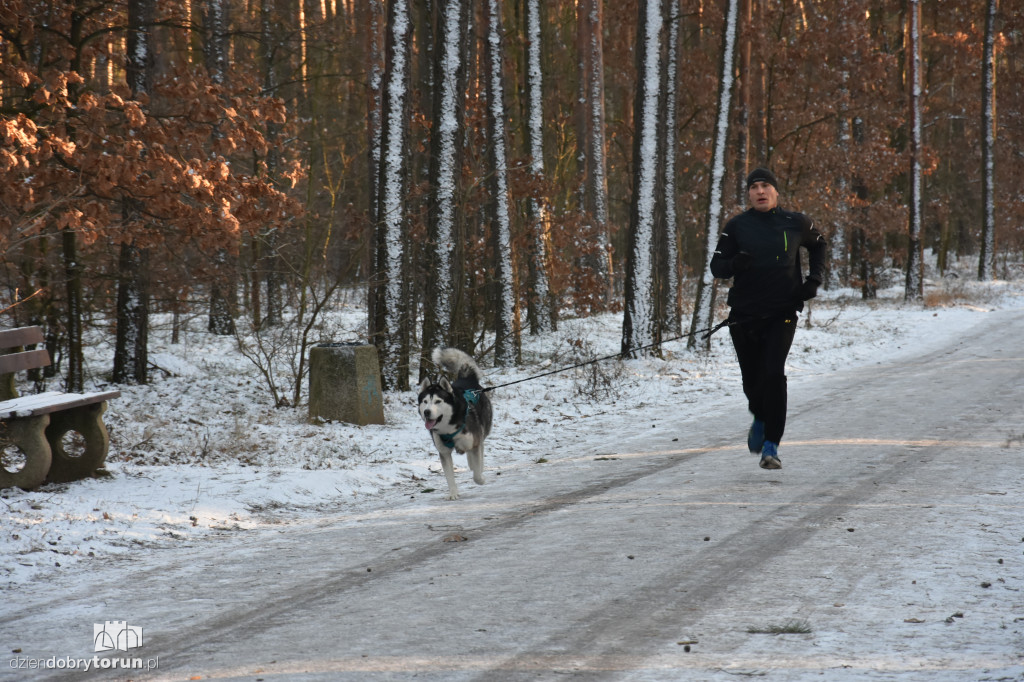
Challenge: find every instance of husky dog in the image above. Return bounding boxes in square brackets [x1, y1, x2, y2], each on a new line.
[417, 348, 493, 500]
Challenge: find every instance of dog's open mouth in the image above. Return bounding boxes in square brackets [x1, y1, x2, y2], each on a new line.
[424, 419, 437, 430]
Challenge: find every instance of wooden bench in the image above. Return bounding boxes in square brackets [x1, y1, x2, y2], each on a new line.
[0, 326, 120, 489]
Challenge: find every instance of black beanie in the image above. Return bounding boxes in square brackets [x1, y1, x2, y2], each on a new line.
[746, 167, 779, 191]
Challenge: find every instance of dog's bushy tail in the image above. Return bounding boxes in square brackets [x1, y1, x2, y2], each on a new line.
[432, 347, 484, 384]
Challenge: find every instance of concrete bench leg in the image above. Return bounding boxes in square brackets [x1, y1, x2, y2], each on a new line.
[45, 402, 110, 483]
[0, 415, 52, 490]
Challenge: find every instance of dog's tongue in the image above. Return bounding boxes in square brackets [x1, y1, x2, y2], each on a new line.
[424, 419, 437, 430]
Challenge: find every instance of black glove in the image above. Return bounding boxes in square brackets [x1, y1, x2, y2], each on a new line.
[732, 252, 753, 273]
[798, 278, 820, 301]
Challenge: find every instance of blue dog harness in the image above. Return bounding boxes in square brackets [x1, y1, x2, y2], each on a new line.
[439, 428, 462, 449]
[437, 388, 480, 449]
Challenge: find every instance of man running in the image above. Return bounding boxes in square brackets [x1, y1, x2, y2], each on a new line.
[710, 168, 828, 469]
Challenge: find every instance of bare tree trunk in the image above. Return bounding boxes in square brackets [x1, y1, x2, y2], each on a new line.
[484, 0, 519, 366]
[904, 0, 924, 301]
[113, 0, 153, 384]
[447, 5, 476, 354]
[204, 0, 238, 334]
[830, 0, 854, 290]
[113, 239, 149, 384]
[622, 0, 663, 357]
[524, 0, 553, 335]
[851, 110, 877, 300]
[734, 0, 751, 205]
[207, 251, 236, 336]
[365, 0, 385, 344]
[258, 0, 284, 327]
[422, 0, 468, 372]
[689, 0, 740, 350]
[576, 0, 612, 307]
[263, 229, 283, 326]
[376, 0, 413, 390]
[659, 0, 681, 334]
[61, 230, 84, 392]
[978, 0, 997, 281]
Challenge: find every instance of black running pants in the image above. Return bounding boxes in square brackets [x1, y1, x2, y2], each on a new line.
[728, 314, 798, 445]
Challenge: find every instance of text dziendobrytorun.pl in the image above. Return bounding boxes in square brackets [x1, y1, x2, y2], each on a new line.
[9, 655, 159, 672]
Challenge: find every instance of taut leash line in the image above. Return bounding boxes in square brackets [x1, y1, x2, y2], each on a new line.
[478, 318, 736, 394]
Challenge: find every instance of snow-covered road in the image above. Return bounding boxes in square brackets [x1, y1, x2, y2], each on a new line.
[4, 309, 1024, 681]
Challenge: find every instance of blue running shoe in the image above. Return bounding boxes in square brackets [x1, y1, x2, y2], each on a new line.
[747, 418, 765, 454]
[760, 441, 781, 469]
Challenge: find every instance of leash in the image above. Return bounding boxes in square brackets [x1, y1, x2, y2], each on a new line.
[478, 317, 736, 394]
[435, 318, 733, 441]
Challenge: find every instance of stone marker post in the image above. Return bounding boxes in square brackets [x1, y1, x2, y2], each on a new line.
[308, 343, 386, 425]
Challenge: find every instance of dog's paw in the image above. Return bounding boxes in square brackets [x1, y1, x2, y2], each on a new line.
[446, 491, 459, 501]
[473, 474, 485, 485]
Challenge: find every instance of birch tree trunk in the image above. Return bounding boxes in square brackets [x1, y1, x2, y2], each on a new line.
[905, 0, 924, 301]
[978, 0, 997, 282]
[422, 0, 467, 367]
[524, 0, 553, 335]
[689, 0, 740, 350]
[376, 0, 413, 390]
[576, 0, 612, 307]
[484, 0, 519, 366]
[621, 0, 662, 357]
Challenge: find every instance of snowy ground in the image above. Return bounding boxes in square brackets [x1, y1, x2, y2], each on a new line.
[2, 275, 1023, 590]
[2, 270, 1024, 679]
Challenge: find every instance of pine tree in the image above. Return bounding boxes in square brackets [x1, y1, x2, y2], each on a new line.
[658, 0, 681, 334]
[484, 0, 519, 366]
[622, 0, 663, 357]
[113, 0, 153, 385]
[576, 0, 612, 308]
[376, 0, 413, 390]
[422, 0, 468, 368]
[205, 0, 237, 335]
[689, 0, 740, 349]
[365, 0, 386, 345]
[524, 0, 554, 335]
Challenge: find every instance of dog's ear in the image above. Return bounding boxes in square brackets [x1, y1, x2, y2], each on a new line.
[418, 377, 430, 393]
[439, 376, 453, 392]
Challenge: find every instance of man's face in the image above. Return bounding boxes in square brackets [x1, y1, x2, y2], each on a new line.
[748, 181, 778, 212]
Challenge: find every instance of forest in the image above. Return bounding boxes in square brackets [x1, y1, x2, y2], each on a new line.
[1, 0, 1021, 397]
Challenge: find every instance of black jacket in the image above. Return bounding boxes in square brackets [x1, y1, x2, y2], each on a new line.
[710, 207, 828, 319]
